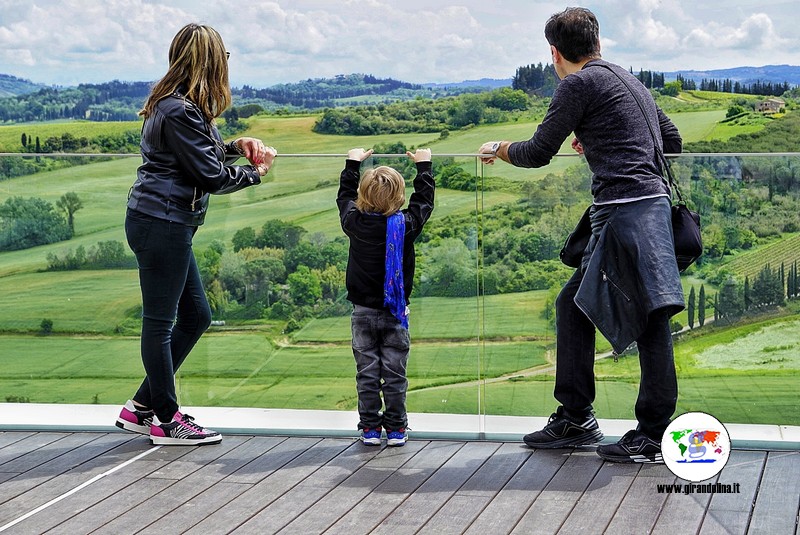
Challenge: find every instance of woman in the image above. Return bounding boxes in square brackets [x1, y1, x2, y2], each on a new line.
[115, 23, 276, 445]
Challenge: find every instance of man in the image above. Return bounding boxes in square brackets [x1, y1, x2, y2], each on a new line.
[479, 7, 684, 463]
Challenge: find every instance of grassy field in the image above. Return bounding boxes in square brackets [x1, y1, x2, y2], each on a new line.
[2, 109, 799, 426]
[0, 120, 142, 152]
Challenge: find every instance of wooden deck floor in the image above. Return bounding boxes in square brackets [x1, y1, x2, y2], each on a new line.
[0, 431, 797, 534]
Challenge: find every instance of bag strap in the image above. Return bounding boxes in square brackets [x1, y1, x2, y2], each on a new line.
[587, 62, 684, 203]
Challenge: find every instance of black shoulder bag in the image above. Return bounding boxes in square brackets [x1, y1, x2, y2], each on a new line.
[560, 206, 592, 268]
[587, 63, 702, 272]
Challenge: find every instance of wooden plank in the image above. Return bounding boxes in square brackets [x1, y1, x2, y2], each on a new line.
[275, 440, 428, 534]
[0, 432, 69, 468]
[51, 477, 176, 535]
[558, 461, 641, 534]
[144, 434, 261, 481]
[463, 448, 569, 535]
[746, 451, 800, 535]
[183, 437, 353, 534]
[136, 436, 287, 534]
[0, 433, 133, 522]
[419, 442, 530, 534]
[224, 436, 322, 484]
[11, 457, 172, 534]
[85, 435, 258, 534]
[699, 450, 767, 535]
[325, 441, 464, 535]
[511, 450, 603, 534]
[0, 432, 34, 450]
[651, 477, 714, 535]
[370, 441, 501, 535]
[233, 440, 385, 533]
[601, 467, 672, 534]
[7, 437, 192, 533]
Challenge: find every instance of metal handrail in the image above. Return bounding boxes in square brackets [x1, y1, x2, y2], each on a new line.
[2, 152, 799, 158]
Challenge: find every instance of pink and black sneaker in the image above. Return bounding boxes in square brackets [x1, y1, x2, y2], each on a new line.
[150, 411, 222, 446]
[115, 400, 154, 435]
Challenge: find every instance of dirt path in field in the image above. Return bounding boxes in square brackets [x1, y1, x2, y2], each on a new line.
[407, 349, 616, 393]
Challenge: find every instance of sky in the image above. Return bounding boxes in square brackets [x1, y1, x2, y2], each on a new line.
[0, 0, 798, 88]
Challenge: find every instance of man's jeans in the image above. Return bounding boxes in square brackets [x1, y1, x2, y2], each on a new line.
[555, 202, 678, 439]
[125, 209, 212, 422]
[351, 305, 410, 431]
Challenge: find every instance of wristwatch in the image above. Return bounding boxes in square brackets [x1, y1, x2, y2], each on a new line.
[491, 142, 500, 155]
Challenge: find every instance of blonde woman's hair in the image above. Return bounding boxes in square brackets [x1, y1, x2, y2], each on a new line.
[140, 23, 231, 123]
[355, 166, 406, 216]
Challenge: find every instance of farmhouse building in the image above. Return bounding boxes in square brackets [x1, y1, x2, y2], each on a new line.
[757, 97, 785, 113]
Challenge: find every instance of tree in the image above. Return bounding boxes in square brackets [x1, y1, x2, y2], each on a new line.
[417, 238, 477, 297]
[232, 226, 257, 252]
[284, 240, 327, 272]
[660, 80, 682, 97]
[698, 285, 706, 327]
[687, 286, 696, 329]
[0, 196, 72, 251]
[744, 276, 751, 311]
[485, 87, 529, 111]
[258, 219, 306, 249]
[287, 265, 322, 306]
[40, 318, 53, 335]
[56, 192, 83, 234]
[448, 94, 484, 128]
[718, 277, 743, 318]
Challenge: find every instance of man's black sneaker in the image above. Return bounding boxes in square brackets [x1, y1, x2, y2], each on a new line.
[523, 407, 604, 449]
[596, 429, 663, 463]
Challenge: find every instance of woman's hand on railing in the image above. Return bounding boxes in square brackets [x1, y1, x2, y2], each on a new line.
[235, 137, 275, 168]
[255, 146, 277, 176]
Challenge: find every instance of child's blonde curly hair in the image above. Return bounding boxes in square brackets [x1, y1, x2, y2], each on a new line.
[355, 166, 406, 216]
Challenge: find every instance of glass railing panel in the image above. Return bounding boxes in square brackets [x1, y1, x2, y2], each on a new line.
[481, 153, 800, 429]
[1, 151, 799, 431]
[0, 153, 485, 433]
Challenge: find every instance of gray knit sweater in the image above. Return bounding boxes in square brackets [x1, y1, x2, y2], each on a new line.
[507, 59, 682, 204]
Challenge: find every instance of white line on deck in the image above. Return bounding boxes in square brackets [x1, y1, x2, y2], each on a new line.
[0, 445, 162, 533]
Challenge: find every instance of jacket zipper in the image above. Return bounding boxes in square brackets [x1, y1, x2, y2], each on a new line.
[191, 187, 197, 210]
[600, 269, 631, 302]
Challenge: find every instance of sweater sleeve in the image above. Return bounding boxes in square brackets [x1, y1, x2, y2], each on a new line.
[658, 107, 682, 155]
[405, 161, 435, 236]
[337, 159, 362, 230]
[507, 75, 585, 168]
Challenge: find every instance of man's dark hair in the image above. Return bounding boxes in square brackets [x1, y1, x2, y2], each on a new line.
[544, 7, 601, 63]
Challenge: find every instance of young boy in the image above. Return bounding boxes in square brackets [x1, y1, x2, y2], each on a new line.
[337, 147, 435, 446]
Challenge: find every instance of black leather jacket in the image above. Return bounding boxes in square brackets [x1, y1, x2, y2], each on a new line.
[127, 91, 261, 226]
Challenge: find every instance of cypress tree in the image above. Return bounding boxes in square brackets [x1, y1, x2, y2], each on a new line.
[688, 286, 696, 329]
[698, 285, 706, 327]
[744, 276, 751, 311]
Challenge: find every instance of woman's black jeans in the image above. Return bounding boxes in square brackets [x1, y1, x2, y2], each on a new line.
[125, 209, 212, 422]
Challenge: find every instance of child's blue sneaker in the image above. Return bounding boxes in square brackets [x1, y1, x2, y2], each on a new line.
[360, 427, 382, 446]
[386, 428, 408, 447]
